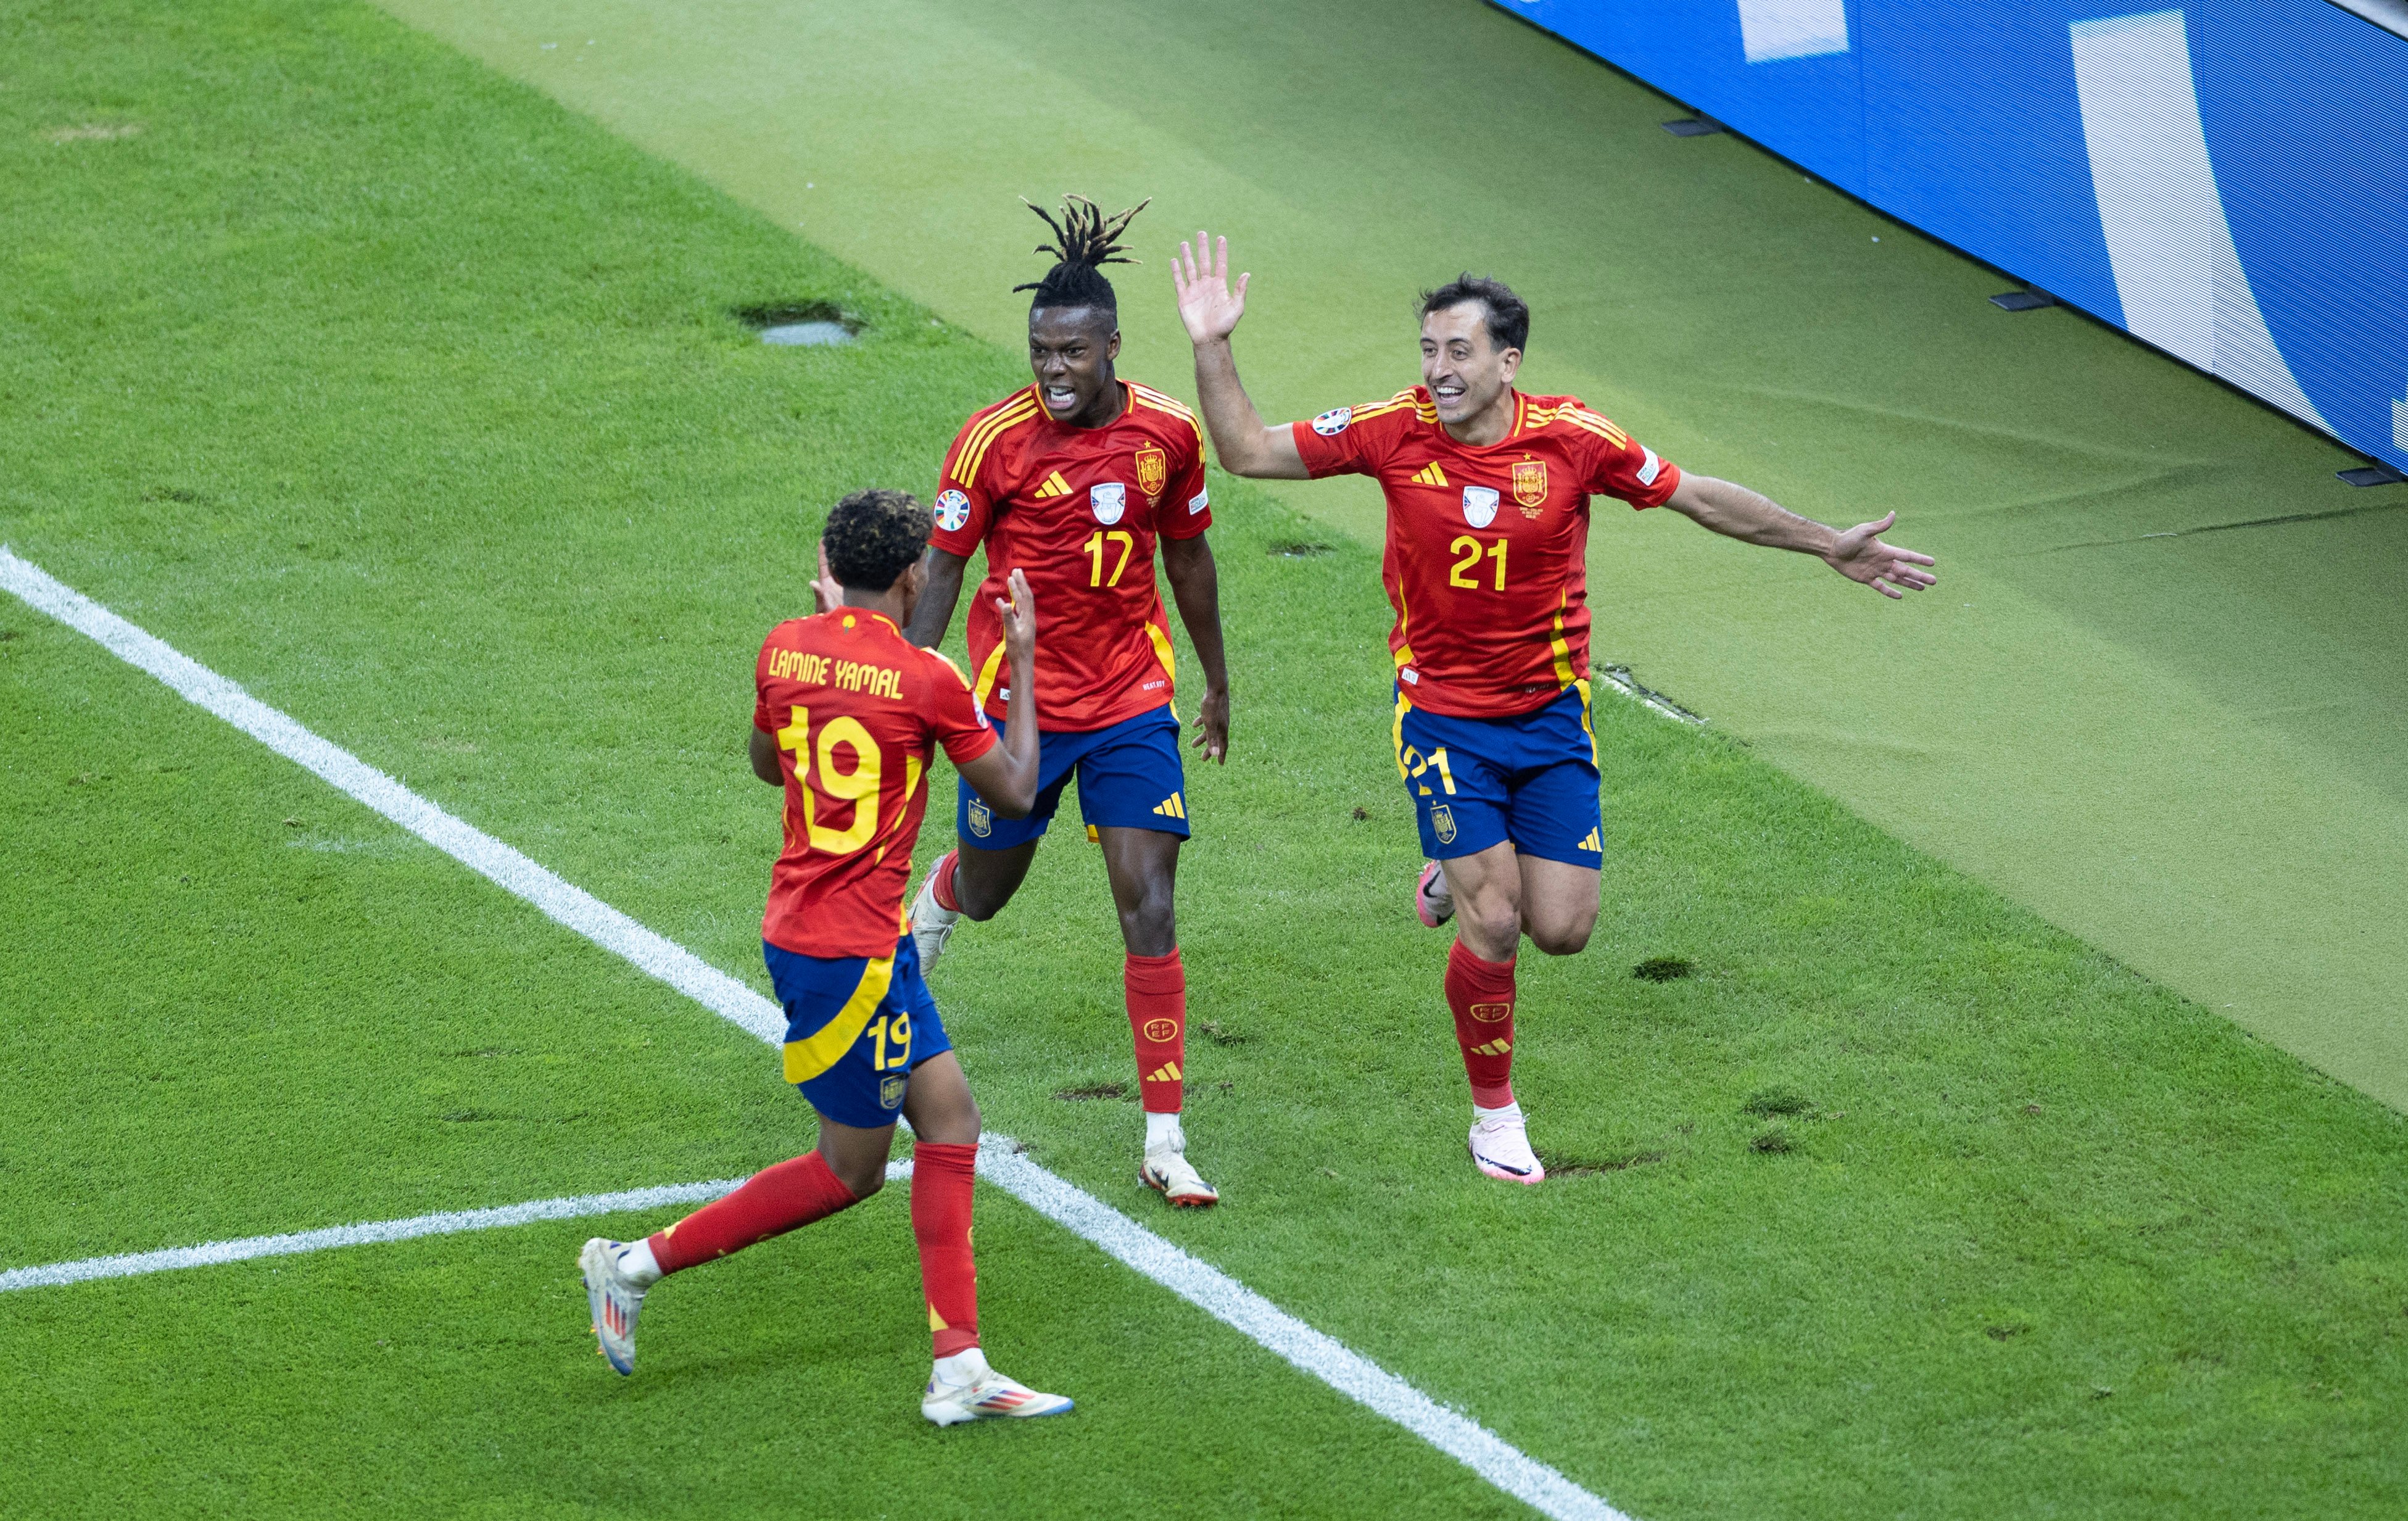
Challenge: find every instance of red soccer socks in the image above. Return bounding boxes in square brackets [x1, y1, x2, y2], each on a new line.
[929, 849, 962, 913]
[647, 1150, 858, 1275]
[1446, 939, 1518, 1110]
[1125, 950, 1188, 1114]
[910, 1141, 981, 1358]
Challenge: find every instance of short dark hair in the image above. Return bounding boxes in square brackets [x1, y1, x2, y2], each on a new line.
[1418, 274, 1529, 354]
[821, 489, 930, 592]
[1015, 194, 1149, 318]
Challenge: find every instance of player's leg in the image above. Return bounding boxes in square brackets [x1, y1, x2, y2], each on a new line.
[891, 964, 1072, 1424]
[1516, 853, 1602, 956]
[911, 718, 1076, 972]
[581, 944, 900, 1374]
[579, 1113, 885, 1375]
[1396, 693, 1543, 1182]
[1081, 708, 1216, 1205]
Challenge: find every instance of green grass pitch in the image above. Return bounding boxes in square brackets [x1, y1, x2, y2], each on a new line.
[5, 2, 2408, 1516]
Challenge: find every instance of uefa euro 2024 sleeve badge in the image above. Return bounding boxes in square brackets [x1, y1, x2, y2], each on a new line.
[1091, 481, 1127, 526]
[1133, 443, 1168, 503]
[1461, 486, 1499, 529]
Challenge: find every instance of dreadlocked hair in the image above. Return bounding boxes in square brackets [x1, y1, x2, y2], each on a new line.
[821, 489, 930, 592]
[1014, 194, 1151, 313]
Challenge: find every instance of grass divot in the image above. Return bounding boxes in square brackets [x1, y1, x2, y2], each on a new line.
[1632, 956, 1694, 982]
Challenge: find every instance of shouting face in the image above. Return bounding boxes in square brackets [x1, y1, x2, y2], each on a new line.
[1028, 305, 1123, 428]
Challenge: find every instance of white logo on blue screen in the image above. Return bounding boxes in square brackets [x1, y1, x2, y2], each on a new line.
[1091, 482, 1126, 525]
[1312, 407, 1352, 436]
[1461, 486, 1499, 529]
[933, 489, 971, 531]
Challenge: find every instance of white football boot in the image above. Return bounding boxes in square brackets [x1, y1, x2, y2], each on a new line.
[1140, 1144, 1220, 1208]
[579, 1237, 650, 1374]
[1468, 1111, 1546, 1185]
[1415, 861, 1455, 928]
[909, 862, 962, 974]
[921, 1349, 1075, 1426]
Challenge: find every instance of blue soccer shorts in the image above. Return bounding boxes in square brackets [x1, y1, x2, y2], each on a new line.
[763, 932, 953, 1129]
[955, 703, 1190, 849]
[1393, 681, 1603, 868]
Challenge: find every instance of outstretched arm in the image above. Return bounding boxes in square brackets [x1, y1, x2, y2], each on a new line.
[1159, 533, 1230, 763]
[1174, 232, 1309, 479]
[901, 546, 971, 648]
[1663, 474, 1936, 599]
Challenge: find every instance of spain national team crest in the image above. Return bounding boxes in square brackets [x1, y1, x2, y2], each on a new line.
[1133, 443, 1169, 502]
[1512, 458, 1548, 510]
[1460, 487, 1499, 529]
[1144, 1017, 1179, 1042]
[879, 1074, 908, 1110]
[1469, 1001, 1511, 1024]
[967, 798, 993, 838]
[1091, 481, 1127, 525]
[1430, 802, 1458, 845]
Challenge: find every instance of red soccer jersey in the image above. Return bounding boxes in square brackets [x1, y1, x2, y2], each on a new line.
[1291, 388, 1683, 718]
[930, 379, 1211, 730]
[753, 608, 997, 959]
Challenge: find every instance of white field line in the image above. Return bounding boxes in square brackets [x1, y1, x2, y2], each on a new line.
[0, 546, 1630, 1521]
[0, 1164, 909, 1295]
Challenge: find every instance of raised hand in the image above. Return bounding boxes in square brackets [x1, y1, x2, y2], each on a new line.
[811, 541, 844, 615]
[1173, 231, 1249, 345]
[1825, 512, 1937, 598]
[995, 566, 1038, 661]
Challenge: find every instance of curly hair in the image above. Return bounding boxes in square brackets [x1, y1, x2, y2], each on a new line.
[821, 488, 930, 592]
[1015, 193, 1150, 315]
[1418, 273, 1529, 354]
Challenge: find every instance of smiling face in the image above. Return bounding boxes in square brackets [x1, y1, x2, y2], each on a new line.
[1028, 305, 1123, 428]
[1419, 301, 1521, 436]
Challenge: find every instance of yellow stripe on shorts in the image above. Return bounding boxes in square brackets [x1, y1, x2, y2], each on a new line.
[782, 955, 895, 1084]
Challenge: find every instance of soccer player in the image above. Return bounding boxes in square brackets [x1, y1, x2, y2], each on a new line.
[902, 196, 1228, 1208]
[1172, 235, 1935, 1185]
[580, 489, 1074, 1425]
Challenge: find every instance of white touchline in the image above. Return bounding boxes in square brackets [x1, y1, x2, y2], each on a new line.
[0, 546, 1631, 1521]
[0, 1164, 908, 1295]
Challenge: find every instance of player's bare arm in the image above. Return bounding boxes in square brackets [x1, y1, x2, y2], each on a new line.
[1159, 533, 1231, 763]
[901, 546, 972, 649]
[952, 568, 1043, 816]
[1663, 474, 1937, 599]
[1173, 231, 1308, 479]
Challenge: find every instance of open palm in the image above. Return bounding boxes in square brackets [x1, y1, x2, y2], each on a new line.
[1173, 231, 1249, 344]
[1827, 512, 1937, 598]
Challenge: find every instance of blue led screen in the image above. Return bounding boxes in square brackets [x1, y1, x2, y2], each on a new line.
[1496, 0, 2408, 471]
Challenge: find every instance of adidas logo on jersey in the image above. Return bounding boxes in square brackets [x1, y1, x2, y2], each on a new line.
[1410, 462, 1449, 487]
[1578, 827, 1601, 852]
[1152, 794, 1186, 819]
[1032, 470, 1073, 499]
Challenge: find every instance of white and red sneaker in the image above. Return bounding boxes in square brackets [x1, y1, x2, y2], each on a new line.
[1468, 1112, 1545, 1185]
[579, 1237, 650, 1374]
[1140, 1146, 1220, 1208]
[921, 1349, 1075, 1426]
[1415, 861, 1455, 928]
